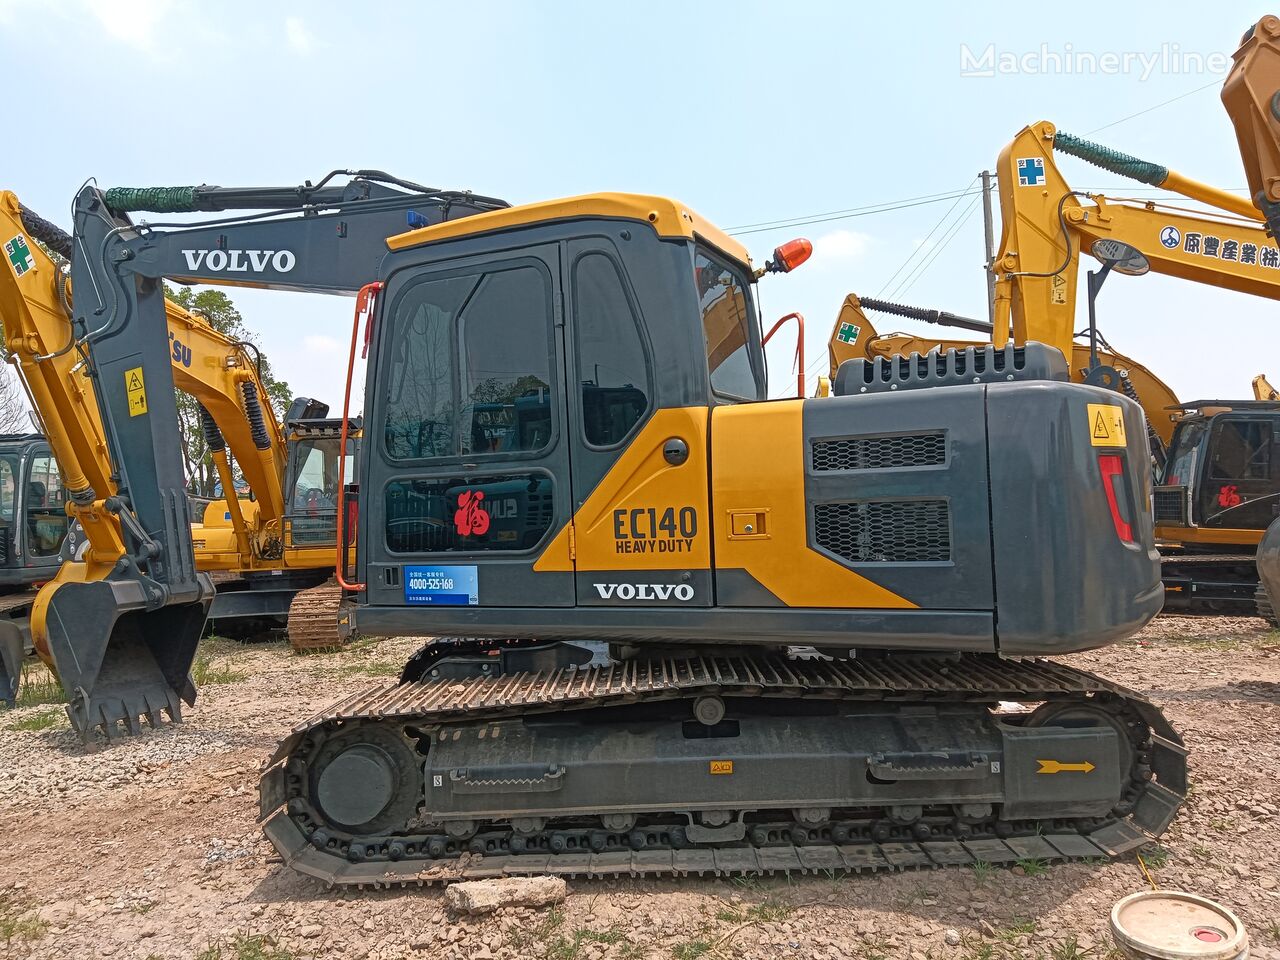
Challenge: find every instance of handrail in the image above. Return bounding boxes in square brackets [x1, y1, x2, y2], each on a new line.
[336, 281, 381, 591]
[763, 311, 806, 397]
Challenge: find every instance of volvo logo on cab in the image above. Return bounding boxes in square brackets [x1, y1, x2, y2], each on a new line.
[593, 582, 694, 601]
[181, 249, 297, 273]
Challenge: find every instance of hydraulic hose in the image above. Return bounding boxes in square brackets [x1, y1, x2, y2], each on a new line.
[17, 204, 73, 259]
[856, 297, 994, 335]
[1053, 132, 1167, 187]
[240, 382, 271, 451]
[199, 404, 226, 452]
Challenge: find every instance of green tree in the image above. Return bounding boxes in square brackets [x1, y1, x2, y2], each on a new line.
[165, 287, 292, 499]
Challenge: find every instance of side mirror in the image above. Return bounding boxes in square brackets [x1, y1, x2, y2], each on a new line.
[1090, 239, 1150, 276]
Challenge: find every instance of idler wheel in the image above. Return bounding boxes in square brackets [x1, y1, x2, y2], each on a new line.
[308, 724, 422, 834]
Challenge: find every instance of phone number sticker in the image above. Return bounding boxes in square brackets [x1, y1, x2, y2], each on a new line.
[404, 565, 479, 606]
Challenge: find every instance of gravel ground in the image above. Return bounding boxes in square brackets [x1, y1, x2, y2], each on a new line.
[1, 618, 1278, 960]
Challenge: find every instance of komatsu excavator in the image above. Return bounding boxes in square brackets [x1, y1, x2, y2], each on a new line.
[1, 193, 359, 652]
[22, 167, 1187, 885]
[830, 117, 1280, 620]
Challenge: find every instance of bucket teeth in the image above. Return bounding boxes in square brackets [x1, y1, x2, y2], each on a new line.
[70, 686, 184, 741]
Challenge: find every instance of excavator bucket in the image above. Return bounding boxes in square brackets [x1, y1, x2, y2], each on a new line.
[40, 578, 211, 738]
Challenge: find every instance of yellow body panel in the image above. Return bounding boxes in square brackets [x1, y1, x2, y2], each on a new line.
[387, 193, 752, 269]
[711, 401, 915, 609]
[534, 408, 712, 573]
[1156, 525, 1265, 547]
[535, 402, 913, 608]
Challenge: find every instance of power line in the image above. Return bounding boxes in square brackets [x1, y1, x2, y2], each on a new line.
[726, 187, 978, 233]
[798, 189, 985, 385]
[894, 192, 984, 300]
[726, 188, 982, 236]
[1085, 78, 1221, 135]
[876, 175, 979, 300]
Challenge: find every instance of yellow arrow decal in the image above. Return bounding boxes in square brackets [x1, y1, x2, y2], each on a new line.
[1036, 759, 1096, 774]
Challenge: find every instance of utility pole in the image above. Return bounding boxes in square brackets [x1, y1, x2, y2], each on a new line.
[980, 170, 996, 326]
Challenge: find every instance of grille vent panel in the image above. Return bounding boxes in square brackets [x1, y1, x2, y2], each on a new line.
[814, 499, 951, 563]
[812, 433, 945, 471]
[1152, 486, 1188, 525]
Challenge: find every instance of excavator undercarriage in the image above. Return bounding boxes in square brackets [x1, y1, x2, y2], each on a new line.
[260, 645, 1186, 887]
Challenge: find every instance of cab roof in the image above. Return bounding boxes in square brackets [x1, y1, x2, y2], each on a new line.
[385, 192, 752, 269]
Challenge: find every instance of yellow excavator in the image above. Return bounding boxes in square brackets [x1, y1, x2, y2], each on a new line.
[829, 115, 1280, 620]
[0, 193, 357, 660]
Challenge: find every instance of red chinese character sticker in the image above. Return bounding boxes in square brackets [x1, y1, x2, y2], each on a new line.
[454, 490, 491, 536]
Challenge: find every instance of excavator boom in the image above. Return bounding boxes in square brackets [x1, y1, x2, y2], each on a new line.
[42, 178, 505, 734]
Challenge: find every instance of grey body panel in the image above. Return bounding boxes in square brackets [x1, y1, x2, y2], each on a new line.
[799, 387, 993, 610]
[985, 382, 1162, 652]
[351, 603, 995, 650]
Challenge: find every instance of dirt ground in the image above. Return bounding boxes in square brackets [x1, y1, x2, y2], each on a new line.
[1, 618, 1278, 960]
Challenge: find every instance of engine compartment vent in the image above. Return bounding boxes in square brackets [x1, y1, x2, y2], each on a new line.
[812, 433, 945, 471]
[833, 342, 1068, 396]
[814, 499, 951, 563]
[1152, 485, 1189, 525]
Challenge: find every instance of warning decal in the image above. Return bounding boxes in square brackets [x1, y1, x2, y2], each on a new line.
[125, 366, 148, 417]
[709, 760, 734, 775]
[1087, 403, 1126, 447]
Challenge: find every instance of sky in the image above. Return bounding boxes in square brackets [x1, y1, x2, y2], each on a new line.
[1, 0, 1274, 406]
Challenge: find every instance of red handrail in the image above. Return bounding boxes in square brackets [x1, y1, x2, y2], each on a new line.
[335, 281, 382, 591]
[762, 311, 806, 398]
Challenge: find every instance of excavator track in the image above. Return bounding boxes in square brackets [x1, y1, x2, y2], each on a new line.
[259, 650, 1187, 888]
[285, 581, 347, 652]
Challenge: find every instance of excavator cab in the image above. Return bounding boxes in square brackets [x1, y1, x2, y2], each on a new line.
[1155, 401, 1280, 613]
[0, 433, 70, 704]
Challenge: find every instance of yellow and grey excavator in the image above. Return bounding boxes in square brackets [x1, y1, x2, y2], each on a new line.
[0, 193, 358, 658]
[18, 165, 1189, 885]
[830, 113, 1280, 620]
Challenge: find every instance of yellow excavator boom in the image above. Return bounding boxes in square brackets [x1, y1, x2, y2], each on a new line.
[991, 120, 1275, 367]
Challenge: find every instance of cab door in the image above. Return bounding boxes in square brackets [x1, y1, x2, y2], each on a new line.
[361, 244, 576, 608]
[547, 238, 713, 607]
[1197, 415, 1278, 531]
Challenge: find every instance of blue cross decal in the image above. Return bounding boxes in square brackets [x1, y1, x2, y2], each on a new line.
[1017, 157, 1045, 187]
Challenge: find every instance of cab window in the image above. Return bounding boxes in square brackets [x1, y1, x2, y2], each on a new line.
[384, 264, 555, 460]
[694, 248, 761, 400]
[573, 253, 650, 445]
[0, 457, 15, 525]
[1162, 420, 1207, 487]
[26, 455, 67, 557]
[288, 437, 354, 545]
[1208, 419, 1272, 481]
